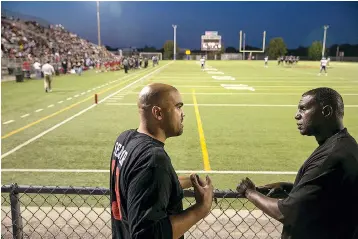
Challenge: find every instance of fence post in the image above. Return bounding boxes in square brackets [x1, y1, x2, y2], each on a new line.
[10, 183, 23, 239]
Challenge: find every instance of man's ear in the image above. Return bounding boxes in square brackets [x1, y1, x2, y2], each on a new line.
[322, 105, 333, 118]
[152, 106, 163, 120]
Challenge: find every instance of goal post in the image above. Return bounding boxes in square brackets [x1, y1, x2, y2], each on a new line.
[139, 52, 163, 60]
[239, 30, 266, 53]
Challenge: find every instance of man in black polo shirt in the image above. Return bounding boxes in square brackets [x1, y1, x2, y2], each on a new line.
[110, 83, 214, 239]
[237, 87, 358, 239]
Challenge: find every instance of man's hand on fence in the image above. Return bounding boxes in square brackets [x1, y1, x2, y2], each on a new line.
[236, 177, 256, 197]
[256, 182, 293, 197]
[190, 174, 214, 217]
[190, 173, 206, 186]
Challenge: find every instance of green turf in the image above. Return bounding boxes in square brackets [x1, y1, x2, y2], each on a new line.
[2, 60, 358, 194]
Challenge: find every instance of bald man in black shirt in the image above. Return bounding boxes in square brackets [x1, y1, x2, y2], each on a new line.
[237, 87, 358, 239]
[110, 83, 214, 239]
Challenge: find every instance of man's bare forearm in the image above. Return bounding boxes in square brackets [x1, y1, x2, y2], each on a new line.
[178, 175, 192, 189]
[245, 189, 284, 222]
[169, 204, 206, 239]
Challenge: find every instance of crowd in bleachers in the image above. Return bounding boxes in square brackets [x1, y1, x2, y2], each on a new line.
[1, 15, 119, 76]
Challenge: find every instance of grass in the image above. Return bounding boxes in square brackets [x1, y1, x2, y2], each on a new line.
[2, 60, 358, 192]
[2, 60, 357, 239]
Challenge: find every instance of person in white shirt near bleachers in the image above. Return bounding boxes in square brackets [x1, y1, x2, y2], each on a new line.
[264, 56, 268, 68]
[33, 60, 41, 79]
[319, 57, 328, 76]
[200, 56, 206, 70]
[41, 60, 55, 93]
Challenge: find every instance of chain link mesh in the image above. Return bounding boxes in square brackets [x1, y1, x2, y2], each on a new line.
[2, 184, 283, 239]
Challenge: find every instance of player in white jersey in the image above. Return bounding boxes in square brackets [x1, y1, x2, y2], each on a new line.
[264, 56, 268, 68]
[318, 57, 328, 76]
[200, 56, 205, 70]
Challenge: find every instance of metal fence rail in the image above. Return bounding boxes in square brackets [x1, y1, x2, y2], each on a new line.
[1, 184, 283, 239]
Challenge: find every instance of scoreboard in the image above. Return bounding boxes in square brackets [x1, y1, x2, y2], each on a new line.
[201, 31, 222, 51]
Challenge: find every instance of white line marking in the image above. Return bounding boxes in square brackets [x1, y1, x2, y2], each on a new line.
[1, 62, 172, 159]
[129, 92, 358, 96]
[152, 79, 356, 83]
[35, 109, 43, 113]
[0, 168, 297, 175]
[67, 97, 72, 100]
[58, 101, 63, 104]
[3, 120, 14, 125]
[87, 90, 91, 93]
[162, 85, 357, 88]
[74, 94, 79, 97]
[212, 76, 236, 81]
[47, 104, 54, 108]
[221, 84, 255, 91]
[81, 92, 86, 95]
[153, 76, 351, 80]
[20, 114, 30, 118]
[105, 103, 358, 107]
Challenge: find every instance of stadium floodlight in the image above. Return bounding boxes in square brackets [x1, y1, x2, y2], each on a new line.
[322, 25, 329, 58]
[239, 30, 266, 53]
[97, 1, 101, 46]
[172, 25, 177, 60]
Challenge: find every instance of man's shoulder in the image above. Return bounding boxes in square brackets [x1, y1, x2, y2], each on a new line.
[115, 130, 166, 155]
[329, 129, 358, 155]
[309, 129, 358, 171]
[116, 129, 137, 140]
[139, 146, 173, 174]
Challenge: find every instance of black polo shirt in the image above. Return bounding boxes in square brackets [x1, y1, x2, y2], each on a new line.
[278, 128, 358, 239]
[110, 129, 184, 239]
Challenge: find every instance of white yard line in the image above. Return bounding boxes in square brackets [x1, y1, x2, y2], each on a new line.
[105, 103, 358, 108]
[3, 120, 15, 125]
[129, 92, 358, 96]
[160, 85, 357, 88]
[35, 109, 43, 113]
[0, 168, 297, 175]
[58, 101, 63, 104]
[20, 114, 30, 118]
[154, 76, 349, 79]
[1, 62, 172, 159]
[151, 80, 357, 83]
[47, 104, 54, 108]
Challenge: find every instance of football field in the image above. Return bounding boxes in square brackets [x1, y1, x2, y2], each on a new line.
[2, 60, 358, 190]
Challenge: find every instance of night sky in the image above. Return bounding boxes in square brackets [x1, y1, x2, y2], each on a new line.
[2, 1, 358, 50]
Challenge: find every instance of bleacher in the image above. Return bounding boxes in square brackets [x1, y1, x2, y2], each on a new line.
[1, 14, 116, 77]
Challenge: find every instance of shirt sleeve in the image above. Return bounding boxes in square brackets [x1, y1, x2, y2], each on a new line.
[278, 155, 341, 226]
[126, 151, 173, 239]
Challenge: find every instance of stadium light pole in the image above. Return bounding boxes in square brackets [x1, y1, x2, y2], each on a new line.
[97, 1, 101, 47]
[322, 25, 329, 58]
[172, 24, 177, 60]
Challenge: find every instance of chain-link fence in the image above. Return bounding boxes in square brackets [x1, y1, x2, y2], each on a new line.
[1, 184, 284, 239]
